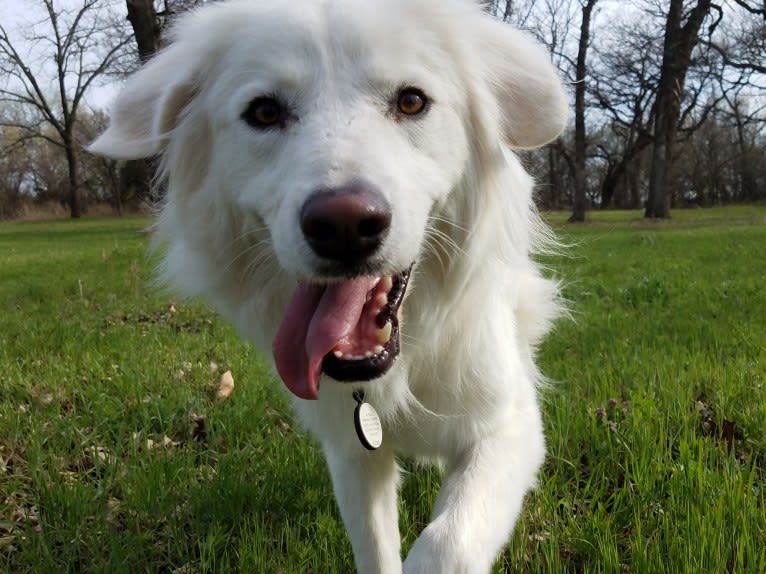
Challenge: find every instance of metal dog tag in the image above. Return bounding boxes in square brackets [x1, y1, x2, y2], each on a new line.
[353, 390, 382, 450]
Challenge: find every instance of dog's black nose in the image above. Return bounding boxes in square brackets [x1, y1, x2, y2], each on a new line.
[300, 185, 391, 264]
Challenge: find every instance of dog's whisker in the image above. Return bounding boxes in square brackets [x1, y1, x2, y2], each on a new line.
[236, 240, 277, 277]
[399, 332, 425, 347]
[213, 227, 271, 271]
[424, 225, 466, 262]
[427, 232, 462, 259]
[420, 235, 447, 270]
[242, 245, 278, 279]
[221, 235, 275, 278]
[427, 213, 470, 235]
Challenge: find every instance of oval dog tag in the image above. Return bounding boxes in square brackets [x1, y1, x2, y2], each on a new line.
[353, 391, 382, 450]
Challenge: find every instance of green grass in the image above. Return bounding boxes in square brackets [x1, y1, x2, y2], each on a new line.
[1, 208, 764, 573]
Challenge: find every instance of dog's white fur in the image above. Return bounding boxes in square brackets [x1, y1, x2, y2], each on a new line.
[90, 1, 567, 571]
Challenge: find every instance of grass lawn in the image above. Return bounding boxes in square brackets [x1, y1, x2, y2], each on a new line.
[1, 207, 764, 573]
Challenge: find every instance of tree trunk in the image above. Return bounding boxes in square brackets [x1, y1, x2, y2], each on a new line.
[547, 145, 562, 209]
[645, 0, 712, 218]
[732, 100, 757, 202]
[600, 163, 621, 209]
[119, 157, 152, 208]
[569, 0, 598, 223]
[124, 0, 163, 202]
[126, 0, 161, 63]
[64, 131, 81, 218]
[600, 131, 651, 209]
[627, 155, 642, 209]
[646, 118, 671, 218]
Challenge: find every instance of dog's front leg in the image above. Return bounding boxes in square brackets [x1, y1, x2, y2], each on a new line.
[324, 445, 402, 574]
[403, 411, 544, 574]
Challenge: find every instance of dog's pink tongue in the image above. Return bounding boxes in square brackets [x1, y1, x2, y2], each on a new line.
[272, 278, 378, 400]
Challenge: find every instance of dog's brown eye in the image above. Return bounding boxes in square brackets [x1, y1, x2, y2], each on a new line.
[396, 88, 428, 116]
[242, 97, 287, 129]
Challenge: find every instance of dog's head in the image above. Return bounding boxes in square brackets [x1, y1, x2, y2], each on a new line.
[90, 0, 567, 400]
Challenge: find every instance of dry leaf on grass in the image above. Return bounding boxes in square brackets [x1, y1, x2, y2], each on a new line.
[146, 435, 179, 450]
[215, 370, 235, 401]
[162, 435, 178, 448]
[85, 446, 111, 464]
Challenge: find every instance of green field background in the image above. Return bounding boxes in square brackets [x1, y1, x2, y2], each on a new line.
[1, 206, 764, 573]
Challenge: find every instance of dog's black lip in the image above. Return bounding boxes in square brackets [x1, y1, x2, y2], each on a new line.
[313, 257, 389, 280]
[321, 267, 411, 382]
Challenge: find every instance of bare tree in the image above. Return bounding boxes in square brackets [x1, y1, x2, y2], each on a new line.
[1, 107, 129, 217]
[491, 0, 764, 214]
[0, 124, 31, 219]
[487, 0, 549, 29]
[76, 109, 125, 213]
[568, 0, 598, 222]
[0, 0, 131, 218]
[127, 0, 162, 63]
[125, 0, 207, 63]
[118, 1, 206, 204]
[726, 95, 765, 201]
[645, 0, 716, 218]
[590, 11, 660, 209]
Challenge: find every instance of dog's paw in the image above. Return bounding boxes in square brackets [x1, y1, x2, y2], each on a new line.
[403, 522, 487, 574]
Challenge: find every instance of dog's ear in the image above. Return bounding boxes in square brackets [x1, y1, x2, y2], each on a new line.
[478, 19, 568, 149]
[88, 45, 197, 160]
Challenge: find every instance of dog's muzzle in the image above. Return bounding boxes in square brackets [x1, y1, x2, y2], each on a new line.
[271, 184, 411, 400]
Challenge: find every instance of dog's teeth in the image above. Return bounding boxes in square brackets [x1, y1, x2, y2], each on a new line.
[375, 322, 392, 344]
[333, 350, 343, 358]
[374, 345, 384, 355]
[381, 276, 393, 291]
[364, 351, 373, 358]
[374, 293, 388, 308]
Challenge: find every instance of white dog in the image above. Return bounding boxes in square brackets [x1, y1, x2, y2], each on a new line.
[90, 0, 567, 571]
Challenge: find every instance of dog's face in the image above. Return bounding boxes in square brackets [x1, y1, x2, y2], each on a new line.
[90, 0, 566, 400]
[205, 4, 472, 280]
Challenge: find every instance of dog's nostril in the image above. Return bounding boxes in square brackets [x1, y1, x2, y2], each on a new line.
[303, 220, 338, 242]
[300, 185, 391, 264]
[358, 215, 391, 239]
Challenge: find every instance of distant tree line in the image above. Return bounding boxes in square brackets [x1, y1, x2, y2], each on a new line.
[1, 0, 764, 220]
[0, 0, 202, 219]
[486, 0, 766, 219]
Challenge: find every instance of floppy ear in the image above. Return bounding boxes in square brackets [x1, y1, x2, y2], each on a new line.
[88, 44, 197, 160]
[479, 19, 568, 149]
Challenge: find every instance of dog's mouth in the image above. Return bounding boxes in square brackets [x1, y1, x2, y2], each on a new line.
[272, 268, 411, 400]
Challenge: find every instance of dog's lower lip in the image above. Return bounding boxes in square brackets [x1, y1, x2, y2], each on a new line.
[321, 267, 410, 382]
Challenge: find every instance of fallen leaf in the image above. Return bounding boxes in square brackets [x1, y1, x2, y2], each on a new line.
[146, 436, 178, 450]
[162, 435, 178, 448]
[216, 370, 235, 401]
[84, 446, 111, 465]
